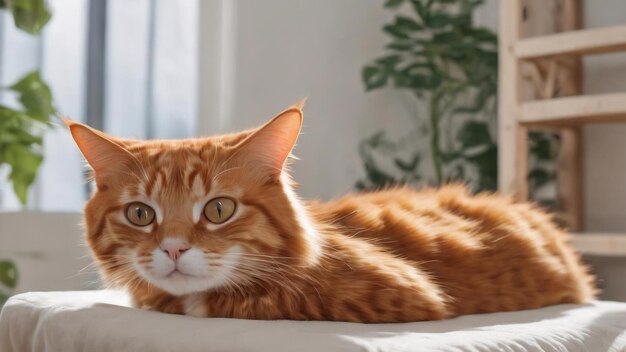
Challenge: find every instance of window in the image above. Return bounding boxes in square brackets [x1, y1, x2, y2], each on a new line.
[0, 0, 198, 211]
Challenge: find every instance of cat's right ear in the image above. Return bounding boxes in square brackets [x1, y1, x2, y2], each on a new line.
[64, 119, 134, 180]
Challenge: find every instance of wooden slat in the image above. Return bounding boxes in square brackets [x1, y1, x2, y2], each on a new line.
[552, 0, 583, 232]
[520, 93, 626, 125]
[515, 25, 626, 59]
[498, 0, 524, 196]
[570, 234, 626, 256]
[557, 128, 583, 231]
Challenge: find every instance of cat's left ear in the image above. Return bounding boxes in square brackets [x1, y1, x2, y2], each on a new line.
[235, 99, 306, 179]
[63, 118, 136, 182]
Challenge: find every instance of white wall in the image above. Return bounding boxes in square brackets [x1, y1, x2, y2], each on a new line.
[582, 0, 626, 232]
[579, 0, 626, 300]
[199, 0, 418, 201]
[196, 0, 503, 201]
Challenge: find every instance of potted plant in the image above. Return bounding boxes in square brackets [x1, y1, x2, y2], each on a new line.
[358, 0, 558, 204]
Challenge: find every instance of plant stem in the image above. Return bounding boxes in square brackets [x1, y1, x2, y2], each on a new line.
[430, 90, 443, 185]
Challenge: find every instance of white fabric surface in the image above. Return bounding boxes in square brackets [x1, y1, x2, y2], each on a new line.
[1, 290, 625, 352]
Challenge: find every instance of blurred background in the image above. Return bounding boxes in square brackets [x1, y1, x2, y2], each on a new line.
[0, 0, 625, 305]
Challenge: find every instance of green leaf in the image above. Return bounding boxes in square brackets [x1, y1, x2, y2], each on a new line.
[528, 168, 552, 189]
[354, 180, 368, 191]
[387, 41, 414, 51]
[383, 24, 410, 39]
[375, 54, 402, 67]
[362, 65, 389, 91]
[0, 0, 7, 8]
[3, 143, 43, 204]
[529, 132, 558, 161]
[384, 0, 405, 8]
[0, 261, 18, 289]
[426, 12, 456, 28]
[7, 0, 51, 35]
[394, 154, 420, 172]
[457, 121, 492, 148]
[466, 145, 498, 191]
[465, 28, 497, 43]
[0, 105, 47, 204]
[0, 292, 9, 307]
[408, 73, 442, 90]
[431, 31, 460, 44]
[409, 0, 426, 19]
[9, 70, 55, 122]
[395, 16, 423, 31]
[364, 162, 397, 188]
[0, 125, 43, 146]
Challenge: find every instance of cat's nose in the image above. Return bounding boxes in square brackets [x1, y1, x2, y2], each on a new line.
[160, 238, 191, 261]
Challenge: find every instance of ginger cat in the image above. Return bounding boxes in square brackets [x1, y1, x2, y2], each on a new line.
[66, 101, 595, 323]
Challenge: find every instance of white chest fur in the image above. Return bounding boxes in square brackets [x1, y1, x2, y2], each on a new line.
[183, 293, 208, 317]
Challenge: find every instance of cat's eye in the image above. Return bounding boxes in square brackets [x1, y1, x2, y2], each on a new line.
[126, 202, 156, 226]
[204, 197, 236, 224]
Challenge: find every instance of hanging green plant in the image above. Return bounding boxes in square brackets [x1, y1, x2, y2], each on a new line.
[1, 72, 56, 203]
[0, 0, 55, 308]
[0, 0, 56, 205]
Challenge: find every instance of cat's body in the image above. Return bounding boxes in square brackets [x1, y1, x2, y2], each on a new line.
[67, 101, 594, 323]
[125, 187, 594, 323]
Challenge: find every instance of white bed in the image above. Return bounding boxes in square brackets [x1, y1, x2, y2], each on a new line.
[1, 290, 625, 352]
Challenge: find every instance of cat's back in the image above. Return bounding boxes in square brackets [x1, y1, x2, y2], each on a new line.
[311, 185, 531, 246]
[310, 185, 595, 315]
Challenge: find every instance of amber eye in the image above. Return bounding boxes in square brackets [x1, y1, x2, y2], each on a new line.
[126, 202, 156, 226]
[204, 197, 236, 224]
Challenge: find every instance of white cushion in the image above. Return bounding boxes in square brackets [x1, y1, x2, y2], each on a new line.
[1, 290, 625, 352]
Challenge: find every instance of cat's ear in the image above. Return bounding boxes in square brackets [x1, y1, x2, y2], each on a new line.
[292, 97, 307, 110]
[64, 119, 134, 180]
[234, 101, 305, 179]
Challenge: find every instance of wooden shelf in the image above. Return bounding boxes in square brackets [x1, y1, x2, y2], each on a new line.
[520, 93, 626, 125]
[500, 2, 626, 258]
[515, 25, 626, 59]
[570, 234, 626, 256]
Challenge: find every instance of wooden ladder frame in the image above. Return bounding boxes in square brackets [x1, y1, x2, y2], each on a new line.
[499, 0, 626, 256]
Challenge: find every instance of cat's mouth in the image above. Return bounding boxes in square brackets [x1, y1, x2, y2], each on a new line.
[164, 268, 196, 279]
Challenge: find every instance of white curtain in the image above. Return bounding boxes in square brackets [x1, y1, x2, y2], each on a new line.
[0, 0, 198, 212]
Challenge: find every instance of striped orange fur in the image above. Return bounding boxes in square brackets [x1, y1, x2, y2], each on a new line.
[66, 102, 595, 323]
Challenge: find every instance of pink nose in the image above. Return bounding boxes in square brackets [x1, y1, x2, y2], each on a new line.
[160, 239, 191, 261]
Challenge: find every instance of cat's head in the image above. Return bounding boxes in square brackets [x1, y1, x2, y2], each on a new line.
[67, 101, 320, 296]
